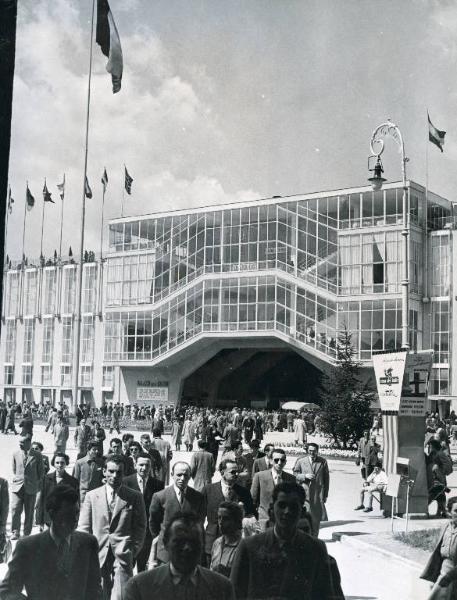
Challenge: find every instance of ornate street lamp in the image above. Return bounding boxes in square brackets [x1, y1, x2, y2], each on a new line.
[368, 120, 410, 350]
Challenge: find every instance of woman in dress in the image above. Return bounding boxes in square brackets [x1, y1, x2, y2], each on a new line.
[210, 501, 243, 578]
[421, 496, 457, 599]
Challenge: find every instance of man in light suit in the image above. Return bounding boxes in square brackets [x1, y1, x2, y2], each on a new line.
[124, 512, 235, 600]
[202, 457, 256, 562]
[231, 482, 334, 600]
[78, 455, 146, 600]
[251, 448, 295, 525]
[10, 435, 44, 539]
[151, 427, 173, 484]
[0, 484, 102, 600]
[123, 453, 164, 572]
[73, 442, 105, 503]
[149, 461, 206, 565]
[293, 442, 330, 533]
[190, 440, 215, 492]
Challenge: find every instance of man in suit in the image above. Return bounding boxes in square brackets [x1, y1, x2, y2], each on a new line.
[243, 439, 265, 490]
[74, 418, 93, 459]
[78, 454, 146, 600]
[151, 427, 173, 484]
[53, 411, 69, 453]
[10, 435, 44, 539]
[202, 457, 256, 562]
[251, 448, 295, 525]
[231, 481, 334, 600]
[73, 441, 105, 503]
[124, 512, 235, 600]
[0, 484, 102, 600]
[36, 452, 79, 528]
[123, 452, 164, 572]
[190, 440, 215, 492]
[149, 461, 206, 565]
[107, 437, 136, 477]
[139, 433, 163, 479]
[293, 442, 330, 533]
[251, 443, 274, 477]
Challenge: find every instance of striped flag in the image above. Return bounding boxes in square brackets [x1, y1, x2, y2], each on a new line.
[428, 112, 445, 153]
[124, 166, 133, 195]
[57, 175, 65, 200]
[101, 168, 108, 193]
[382, 411, 399, 476]
[96, 0, 123, 94]
[26, 185, 35, 210]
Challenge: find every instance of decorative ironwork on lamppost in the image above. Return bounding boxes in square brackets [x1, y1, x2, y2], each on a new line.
[368, 120, 410, 350]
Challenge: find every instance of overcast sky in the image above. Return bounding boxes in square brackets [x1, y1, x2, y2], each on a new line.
[6, 0, 457, 261]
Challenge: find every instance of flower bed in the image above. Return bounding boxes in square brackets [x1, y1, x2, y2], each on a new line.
[273, 442, 358, 460]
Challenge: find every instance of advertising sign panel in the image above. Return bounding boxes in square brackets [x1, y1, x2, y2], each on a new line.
[399, 351, 434, 417]
[372, 351, 407, 412]
[136, 380, 170, 408]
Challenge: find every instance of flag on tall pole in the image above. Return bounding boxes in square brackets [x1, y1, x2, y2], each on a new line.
[101, 168, 108, 192]
[43, 180, 55, 203]
[85, 176, 93, 199]
[124, 166, 133, 195]
[96, 0, 123, 93]
[7, 187, 14, 214]
[57, 174, 65, 200]
[428, 112, 446, 152]
[26, 185, 35, 210]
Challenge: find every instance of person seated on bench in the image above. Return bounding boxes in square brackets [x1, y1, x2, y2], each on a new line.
[354, 462, 388, 513]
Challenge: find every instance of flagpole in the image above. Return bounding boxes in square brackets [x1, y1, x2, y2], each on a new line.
[4, 188, 11, 266]
[40, 181, 46, 260]
[58, 178, 65, 260]
[22, 183, 28, 265]
[121, 165, 125, 217]
[72, 0, 95, 412]
[424, 111, 429, 301]
[100, 178, 106, 260]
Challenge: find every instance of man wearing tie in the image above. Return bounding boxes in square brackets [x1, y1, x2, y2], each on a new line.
[250, 448, 295, 527]
[202, 458, 256, 563]
[72, 441, 105, 503]
[293, 442, 330, 533]
[123, 452, 164, 572]
[10, 435, 44, 540]
[149, 461, 206, 566]
[78, 454, 146, 600]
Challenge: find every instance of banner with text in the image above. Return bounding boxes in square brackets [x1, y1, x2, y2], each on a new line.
[136, 380, 170, 408]
[399, 351, 434, 417]
[372, 351, 408, 412]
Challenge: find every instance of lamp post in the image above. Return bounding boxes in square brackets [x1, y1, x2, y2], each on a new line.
[368, 120, 410, 351]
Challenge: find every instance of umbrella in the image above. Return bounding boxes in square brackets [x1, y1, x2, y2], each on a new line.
[281, 401, 321, 411]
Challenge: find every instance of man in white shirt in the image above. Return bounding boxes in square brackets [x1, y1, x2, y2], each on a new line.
[354, 463, 388, 512]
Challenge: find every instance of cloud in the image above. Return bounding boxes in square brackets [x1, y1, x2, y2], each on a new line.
[6, 0, 259, 261]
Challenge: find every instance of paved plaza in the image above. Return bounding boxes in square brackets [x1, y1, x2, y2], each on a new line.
[0, 424, 451, 599]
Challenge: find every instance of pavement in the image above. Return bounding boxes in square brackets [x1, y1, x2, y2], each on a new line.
[0, 424, 452, 599]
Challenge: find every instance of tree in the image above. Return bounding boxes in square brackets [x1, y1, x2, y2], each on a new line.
[319, 328, 374, 448]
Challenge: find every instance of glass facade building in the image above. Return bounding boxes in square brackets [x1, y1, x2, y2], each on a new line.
[1, 180, 455, 410]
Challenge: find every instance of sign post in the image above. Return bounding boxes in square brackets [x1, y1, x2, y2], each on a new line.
[372, 350, 434, 515]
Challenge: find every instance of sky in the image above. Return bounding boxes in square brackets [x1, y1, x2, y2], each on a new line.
[6, 0, 457, 261]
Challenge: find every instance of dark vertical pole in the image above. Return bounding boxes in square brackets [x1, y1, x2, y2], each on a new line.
[0, 0, 18, 331]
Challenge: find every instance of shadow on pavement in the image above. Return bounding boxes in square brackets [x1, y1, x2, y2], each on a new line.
[344, 596, 378, 600]
[321, 519, 363, 528]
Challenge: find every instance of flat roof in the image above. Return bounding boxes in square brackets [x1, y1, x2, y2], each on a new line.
[109, 180, 451, 224]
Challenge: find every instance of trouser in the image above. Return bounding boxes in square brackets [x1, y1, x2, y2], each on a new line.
[288, 423, 293, 432]
[4, 421, 17, 434]
[360, 485, 383, 508]
[135, 534, 152, 573]
[55, 443, 67, 454]
[11, 488, 36, 535]
[101, 547, 132, 600]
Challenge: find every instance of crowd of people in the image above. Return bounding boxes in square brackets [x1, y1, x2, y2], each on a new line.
[0, 402, 347, 600]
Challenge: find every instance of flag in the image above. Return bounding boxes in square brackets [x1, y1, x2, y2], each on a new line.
[7, 187, 14, 214]
[85, 176, 93, 199]
[96, 0, 123, 94]
[26, 185, 35, 210]
[43, 180, 54, 203]
[382, 412, 399, 476]
[101, 168, 108, 193]
[428, 112, 446, 152]
[57, 174, 65, 200]
[124, 166, 133, 195]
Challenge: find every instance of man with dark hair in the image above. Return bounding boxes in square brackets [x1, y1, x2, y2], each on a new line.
[124, 512, 235, 600]
[149, 461, 206, 565]
[0, 484, 102, 600]
[231, 481, 334, 600]
[36, 452, 78, 529]
[252, 443, 274, 476]
[74, 418, 92, 459]
[202, 458, 256, 564]
[190, 439, 215, 492]
[243, 439, 265, 490]
[293, 442, 330, 533]
[10, 435, 44, 540]
[251, 448, 296, 526]
[73, 441, 104, 503]
[139, 433, 163, 479]
[108, 437, 136, 476]
[123, 452, 164, 572]
[122, 433, 134, 457]
[78, 454, 146, 600]
[151, 426, 173, 484]
[31, 440, 50, 474]
[53, 411, 69, 454]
